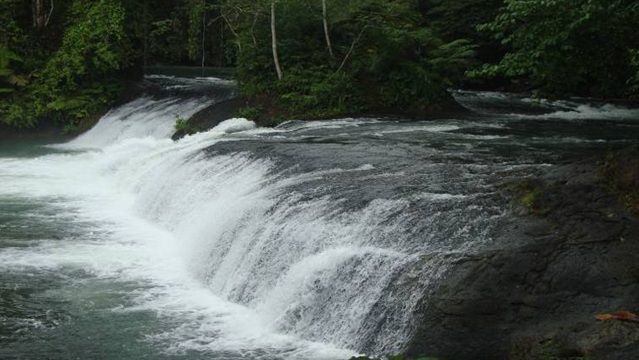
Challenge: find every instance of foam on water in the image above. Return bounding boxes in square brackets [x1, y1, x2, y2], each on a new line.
[453, 89, 639, 121]
[4, 90, 461, 357]
[510, 103, 639, 120]
[0, 98, 365, 358]
[64, 96, 214, 149]
[7, 87, 628, 358]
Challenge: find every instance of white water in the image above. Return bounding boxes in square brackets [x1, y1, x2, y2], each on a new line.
[453, 90, 639, 120]
[0, 96, 430, 358]
[66, 96, 214, 148]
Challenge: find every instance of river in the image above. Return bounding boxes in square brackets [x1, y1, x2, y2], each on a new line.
[1, 77, 638, 359]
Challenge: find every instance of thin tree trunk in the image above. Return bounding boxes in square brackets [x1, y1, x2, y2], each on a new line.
[142, 0, 148, 68]
[271, 0, 283, 80]
[250, 11, 258, 47]
[322, 0, 334, 58]
[222, 14, 242, 52]
[220, 18, 225, 66]
[201, 10, 206, 76]
[32, 0, 46, 29]
[44, 0, 53, 27]
[336, 26, 366, 74]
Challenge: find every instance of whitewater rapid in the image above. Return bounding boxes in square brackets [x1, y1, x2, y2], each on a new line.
[0, 98, 360, 358]
[2, 78, 638, 359]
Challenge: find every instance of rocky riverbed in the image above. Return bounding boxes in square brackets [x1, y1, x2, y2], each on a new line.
[403, 149, 639, 360]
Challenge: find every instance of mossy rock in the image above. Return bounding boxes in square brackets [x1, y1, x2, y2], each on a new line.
[599, 147, 639, 216]
[507, 180, 549, 216]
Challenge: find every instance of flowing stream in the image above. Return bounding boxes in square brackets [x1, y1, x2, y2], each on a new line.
[1, 78, 638, 359]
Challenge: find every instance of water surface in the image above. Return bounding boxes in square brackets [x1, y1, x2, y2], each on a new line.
[1, 81, 638, 359]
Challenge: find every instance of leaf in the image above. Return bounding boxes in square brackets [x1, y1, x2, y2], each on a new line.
[8, 74, 28, 87]
[595, 311, 639, 322]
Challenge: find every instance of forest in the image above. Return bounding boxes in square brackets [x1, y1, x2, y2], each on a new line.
[1, 0, 638, 130]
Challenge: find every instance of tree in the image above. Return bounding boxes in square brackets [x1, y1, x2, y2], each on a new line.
[321, 0, 333, 58]
[270, 0, 283, 80]
[472, 0, 639, 98]
[220, 0, 474, 118]
[29, 0, 131, 126]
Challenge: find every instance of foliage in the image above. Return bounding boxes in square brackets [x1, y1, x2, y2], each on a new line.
[223, 0, 475, 118]
[275, 66, 359, 118]
[0, 0, 231, 129]
[174, 116, 198, 135]
[0, 0, 133, 128]
[33, 0, 130, 121]
[236, 106, 262, 120]
[0, 47, 26, 95]
[472, 0, 639, 98]
[2, 0, 639, 129]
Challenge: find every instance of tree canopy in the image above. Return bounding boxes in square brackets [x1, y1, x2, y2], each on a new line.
[472, 0, 639, 98]
[1, 0, 638, 129]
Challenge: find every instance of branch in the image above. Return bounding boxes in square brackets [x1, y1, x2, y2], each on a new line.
[336, 26, 367, 74]
[44, 0, 53, 27]
[221, 14, 242, 52]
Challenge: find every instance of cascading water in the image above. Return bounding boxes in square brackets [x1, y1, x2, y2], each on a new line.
[1, 77, 639, 359]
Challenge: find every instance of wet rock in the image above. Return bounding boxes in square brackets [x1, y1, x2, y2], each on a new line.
[405, 155, 639, 359]
[171, 98, 245, 140]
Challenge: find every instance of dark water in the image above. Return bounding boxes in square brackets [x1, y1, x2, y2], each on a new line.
[0, 81, 638, 359]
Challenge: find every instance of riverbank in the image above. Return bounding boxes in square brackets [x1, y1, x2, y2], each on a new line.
[0, 80, 153, 142]
[170, 92, 472, 140]
[1, 77, 638, 359]
[398, 150, 639, 360]
[349, 149, 639, 360]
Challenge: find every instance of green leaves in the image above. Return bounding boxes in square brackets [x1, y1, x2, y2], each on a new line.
[0, 0, 131, 128]
[474, 0, 639, 98]
[225, 0, 474, 115]
[0, 46, 25, 95]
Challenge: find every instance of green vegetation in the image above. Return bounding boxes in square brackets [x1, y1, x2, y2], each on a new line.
[471, 0, 639, 98]
[223, 0, 475, 119]
[1, 0, 639, 130]
[0, 0, 232, 131]
[174, 116, 198, 136]
[0, 0, 133, 129]
[509, 180, 548, 216]
[600, 148, 639, 215]
[237, 106, 262, 121]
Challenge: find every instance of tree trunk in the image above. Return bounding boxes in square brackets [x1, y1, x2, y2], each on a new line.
[32, 0, 53, 29]
[201, 10, 206, 76]
[44, 0, 54, 27]
[32, 0, 46, 29]
[322, 0, 334, 58]
[222, 14, 242, 52]
[271, 0, 283, 80]
[142, 0, 148, 68]
[250, 11, 258, 47]
[336, 26, 366, 73]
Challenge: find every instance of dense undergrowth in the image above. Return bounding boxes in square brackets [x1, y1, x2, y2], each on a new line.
[1, 0, 638, 131]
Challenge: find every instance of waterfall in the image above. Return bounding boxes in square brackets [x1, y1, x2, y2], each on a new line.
[0, 78, 518, 358]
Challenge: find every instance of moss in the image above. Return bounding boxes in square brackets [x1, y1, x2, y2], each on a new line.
[508, 180, 548, 215]
[510, 338, 589, 360]
[174, 116, 199, 136]
[599, 147, 639, 216]
[520, 188, 541, 211]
